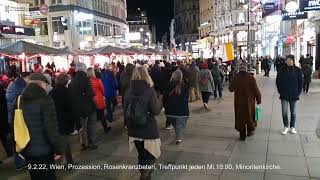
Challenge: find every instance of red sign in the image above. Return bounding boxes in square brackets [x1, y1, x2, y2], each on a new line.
[39, 4, 49, 15]
[287, 35, 295, 44]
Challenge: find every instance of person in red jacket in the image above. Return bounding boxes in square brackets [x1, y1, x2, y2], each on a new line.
[87, 67, 111, 133]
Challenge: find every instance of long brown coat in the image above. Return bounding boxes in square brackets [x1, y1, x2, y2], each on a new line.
[229, 72, 262, 133]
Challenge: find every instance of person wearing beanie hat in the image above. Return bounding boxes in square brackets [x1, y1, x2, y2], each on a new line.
[17, 72, 65, 179]
[276, 54, 303, 135]
[229, 64, 261, 141]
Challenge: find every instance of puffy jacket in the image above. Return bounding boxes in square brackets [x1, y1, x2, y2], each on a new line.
[124, 80, 162, 139]
[90, 77, 106, 110]
[17, 83, 64, 156]
[276, 66, 303, 101]
[102, 70, 118, 98]
[6, 77, 27, 124]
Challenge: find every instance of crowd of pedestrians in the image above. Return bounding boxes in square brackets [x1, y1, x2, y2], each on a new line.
[0, 53, 314, 180]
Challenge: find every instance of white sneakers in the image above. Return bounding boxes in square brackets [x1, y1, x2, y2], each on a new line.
[290, 128, 297, 134]
[281, 128, 289, 135]
[282, 127, 297, 135]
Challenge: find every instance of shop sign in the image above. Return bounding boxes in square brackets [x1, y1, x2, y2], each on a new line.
[25, 11, 42, 18]
[282, 10, 308, 20]
[300, 0, 320, 11]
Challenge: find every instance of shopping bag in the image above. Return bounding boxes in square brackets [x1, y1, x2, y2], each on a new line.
[255, 105, 262, 122]
[14, 96, 30, 153]
[316, 119, 320, 138]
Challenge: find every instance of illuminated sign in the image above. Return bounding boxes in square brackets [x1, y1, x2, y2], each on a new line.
[0, 25, 35, 36]
[300, 0, 320, 11]
[282, 10, 308, 20]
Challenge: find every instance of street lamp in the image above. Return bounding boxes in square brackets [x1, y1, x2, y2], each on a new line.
[140, 28, 144, 32]
[242, 3, 250, 60]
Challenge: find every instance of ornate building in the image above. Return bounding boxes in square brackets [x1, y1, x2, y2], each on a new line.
[25, 0, 129, 49]
[174, 0, 200, 53]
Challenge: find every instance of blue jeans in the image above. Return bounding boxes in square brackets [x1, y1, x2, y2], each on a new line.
[213, 79, 223, 98]
[167, 116, 188, 140]
[281, 100, 297, 128]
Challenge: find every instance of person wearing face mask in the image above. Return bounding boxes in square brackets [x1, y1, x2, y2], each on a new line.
[49, 73, 75, 166]
[276, 55, 303, 135]
[14, 73, 64, 180]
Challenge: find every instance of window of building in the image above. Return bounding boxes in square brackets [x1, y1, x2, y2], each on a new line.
[79, 20, 92, 35]
[34, 0, 39, 6]
[52, 17, 64, 34]
[51, 0, 62, 4]
[40, 0, 45, 5]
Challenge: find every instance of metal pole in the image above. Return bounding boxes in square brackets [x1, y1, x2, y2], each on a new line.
[247, 1, 250, 62]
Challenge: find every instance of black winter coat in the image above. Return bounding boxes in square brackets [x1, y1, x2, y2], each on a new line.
[163, 82, 189, 116]
[70, 71, 95, 118]
[49, 85, 75, 135]
[124, 80, 162, 139]
[276, 66, 303, 101]
[17, 83, 64, 156]
[0, 82, 9, 135]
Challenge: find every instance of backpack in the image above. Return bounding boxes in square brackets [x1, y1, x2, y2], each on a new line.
[199, 75, 209, 85]
[126, 95, 149, 126]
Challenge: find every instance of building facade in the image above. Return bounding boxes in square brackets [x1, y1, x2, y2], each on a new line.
[126, 10, 152, 48]
[197, 0, 214, 58]
[211, 0, 261, 59]
[174, 0, 200, 55]
[25, 0, 129, 50]
[0, 0, 35, 45]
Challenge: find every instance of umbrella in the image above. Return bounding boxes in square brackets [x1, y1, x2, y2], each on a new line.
[0, 41, 66, 55]
[87, 45, 126, 55]
[61, 46, 86, 55]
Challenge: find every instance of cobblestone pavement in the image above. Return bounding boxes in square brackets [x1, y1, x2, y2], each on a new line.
[1, 72, 320, 180]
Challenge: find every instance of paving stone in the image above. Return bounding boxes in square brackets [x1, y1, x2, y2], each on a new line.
[266, 155, 309, 177]
[232, 140, 268, 155]
[226, 153, 267, 173]
[268, 141, 304, 156]
[219, 171, 264, 180]
[303, 143, 320, 158]
[306, 157, 320, 178]
[264, 174, 310, 180]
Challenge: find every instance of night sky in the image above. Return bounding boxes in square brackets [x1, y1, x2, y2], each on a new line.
[127, 0, 174, 42]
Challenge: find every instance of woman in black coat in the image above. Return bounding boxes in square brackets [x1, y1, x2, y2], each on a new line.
[0, 82, 12, 158]
[163, 70, 189, 145]
[49, 73, 75, 165]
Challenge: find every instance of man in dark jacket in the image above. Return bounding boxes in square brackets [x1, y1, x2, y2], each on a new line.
[17, 73, 64, 180]
[276, 55, 303, 135]
[70, 63, 97, 150]
[211, 63, 225, 98]
[120, 63, 135, 127]
[6, 72, 29, 170]
[302, 64, 312, 94]
[49, 73, 74, 165]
